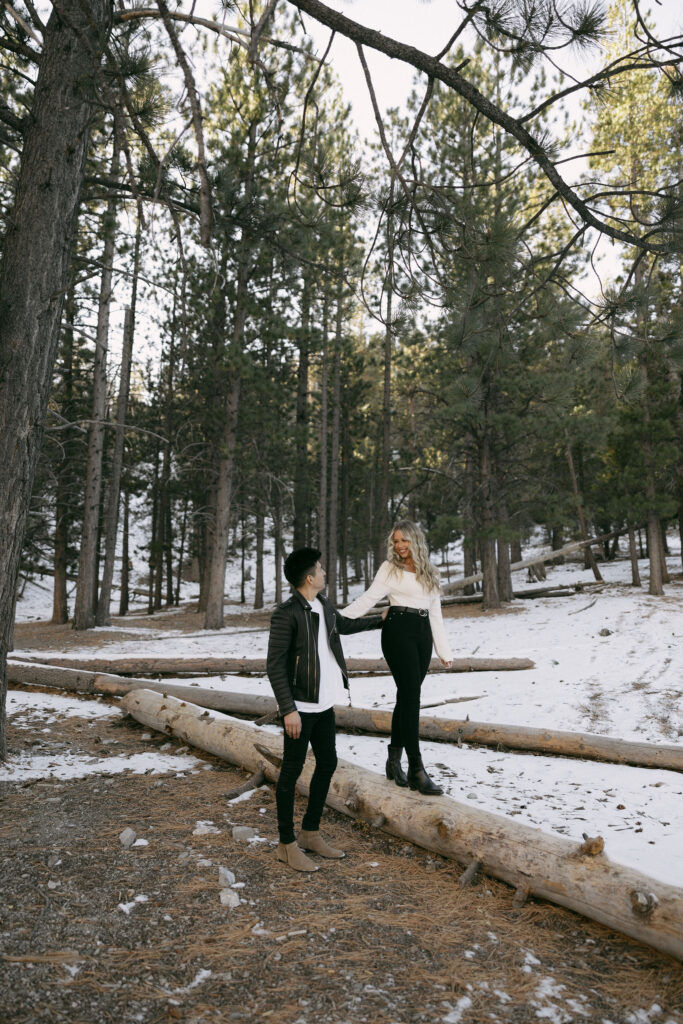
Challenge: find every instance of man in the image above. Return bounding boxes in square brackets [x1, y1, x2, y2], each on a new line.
[266, 548, 383, 872]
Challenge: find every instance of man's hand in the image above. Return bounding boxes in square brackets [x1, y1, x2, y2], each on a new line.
[440, 658, 452, 669]
[283, 710, 302, 739]
[381, 608, 389, 620]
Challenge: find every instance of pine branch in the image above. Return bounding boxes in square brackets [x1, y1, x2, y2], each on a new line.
[285, 0, 679, 254]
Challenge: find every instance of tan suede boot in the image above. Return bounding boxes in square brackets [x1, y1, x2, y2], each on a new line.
[298, 830, 345, 859]
[277, 841, 319, 872]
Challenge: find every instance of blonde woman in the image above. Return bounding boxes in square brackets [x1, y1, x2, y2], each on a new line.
[343, 520, 452, 795]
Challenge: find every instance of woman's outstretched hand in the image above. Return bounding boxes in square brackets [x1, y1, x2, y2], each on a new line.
[440, 658, 452, 669]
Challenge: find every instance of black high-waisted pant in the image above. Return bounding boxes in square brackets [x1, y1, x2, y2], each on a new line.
[381, 607, 433, 759]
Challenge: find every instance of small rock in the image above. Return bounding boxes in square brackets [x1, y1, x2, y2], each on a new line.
[141, 733, 152, 740]
[175, 746, 189, 755]
[119, 827, 137, 849]
[218, 867, 236, 887]
[47, 880, 60, 890]
[47, 854, 61, 868]
[598, 628, 613, 636]
[220, 888, 240, 909]
[132, 838, 149, 847]
[232, 826, 257, 841]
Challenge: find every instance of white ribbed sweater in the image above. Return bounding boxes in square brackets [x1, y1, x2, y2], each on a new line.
[342, 560, 452, 663]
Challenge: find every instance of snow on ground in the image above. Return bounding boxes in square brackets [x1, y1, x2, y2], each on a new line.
[9, 542, 683, 889]
[1, 690, 207, 782]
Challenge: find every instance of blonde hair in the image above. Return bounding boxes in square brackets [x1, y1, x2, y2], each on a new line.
[386, 519, 441, 593]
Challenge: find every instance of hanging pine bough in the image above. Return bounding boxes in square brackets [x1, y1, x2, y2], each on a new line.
[8, 661, 683, 773]
[120, 690, 683, 961]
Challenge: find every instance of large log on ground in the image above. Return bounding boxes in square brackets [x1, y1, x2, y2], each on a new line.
[9, 660, 682, 772]
[120, 689, 683, 961]
[13, 655, 534, 676]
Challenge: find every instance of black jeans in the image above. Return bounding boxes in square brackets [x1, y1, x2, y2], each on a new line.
[381, 608, 433, 759]
[276, 706, 338, 845]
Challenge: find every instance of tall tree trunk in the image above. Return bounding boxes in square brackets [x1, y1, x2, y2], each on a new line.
[627, 518, 641, 587]
[293, 278, 311, 550]
[0, 0, 112, 756]
[376, 184, 395, 569]
[273, 495, 283, 605]
[174, 496, 189, 607]
[52, 288, 77, 625]
[119, 488, 130, 616]
[479, 438, 500, 610]
[204, 121, 258, 630]
[341, 419, 350, 605]
[148, 445, 160, 615]
[240, 514, 247, 604]
[73, 135, 120, 629]
[565, 431, 603, 582]
[319, 286, 330, 565]
[327, 274, 343, 605]
[96, 219, 138, 625]
[254, 505, 264, 609]
[463, 451, 477, 594]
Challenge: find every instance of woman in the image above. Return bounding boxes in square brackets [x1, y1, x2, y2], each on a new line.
[343, 519, 452, 795]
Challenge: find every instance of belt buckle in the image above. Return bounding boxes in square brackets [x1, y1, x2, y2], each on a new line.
[418, 608, 428, 617]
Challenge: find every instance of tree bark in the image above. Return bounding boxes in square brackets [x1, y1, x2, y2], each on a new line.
[119, 488, 130, 616]
[327, 273, 343, 605]
[376, 182, 395, 570]
[0, 0, 113, 757]
[565, 433, 603, 582]
[293, 277, 311, 550]
[254, 504, 264, 610]
[318, 285, 330, 564]
[627, 519, 642, 587]
[121, 689, 683, 960]
[479, 438, 500, 609]
[96, 243, 138, 626]
[204, 120, 258, 630]
[73, 135, 121, 629]
[52, 288, 77, 625]
[19, 654, 533, 676]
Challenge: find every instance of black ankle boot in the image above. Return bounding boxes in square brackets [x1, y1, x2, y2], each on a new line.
[385, 744, 408, 787]
[407, 756, 443, 796]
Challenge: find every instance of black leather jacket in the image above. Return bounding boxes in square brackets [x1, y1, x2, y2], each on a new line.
[266, 590, 382, 716]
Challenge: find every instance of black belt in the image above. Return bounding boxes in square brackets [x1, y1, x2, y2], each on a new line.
[389, 605, 428, 617]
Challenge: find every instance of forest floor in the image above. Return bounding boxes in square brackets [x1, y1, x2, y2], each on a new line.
[2, 609, 682, 1024]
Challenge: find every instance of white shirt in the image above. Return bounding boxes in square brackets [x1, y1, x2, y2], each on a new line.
[342, 560, 452, 663]
[295, 597, 344, 713]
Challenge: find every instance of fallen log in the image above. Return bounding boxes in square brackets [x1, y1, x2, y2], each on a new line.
[120, 689, 683, 961]
[9, 660, 682, 772]
[443, 529, 629, 594]
[12, 654, 534, 676]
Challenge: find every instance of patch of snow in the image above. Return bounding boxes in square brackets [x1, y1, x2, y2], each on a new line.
[0, 750, 201, 783]
[443, 995, 473, 1023]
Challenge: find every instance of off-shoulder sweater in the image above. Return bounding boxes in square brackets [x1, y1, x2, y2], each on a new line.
[342, 560, 452, 663]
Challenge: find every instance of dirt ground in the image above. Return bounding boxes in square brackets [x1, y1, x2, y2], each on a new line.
[2, 615, 682, 1024]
